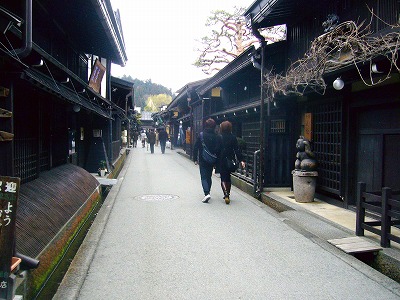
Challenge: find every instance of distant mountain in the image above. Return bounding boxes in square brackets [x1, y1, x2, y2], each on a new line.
[120, 75, 173, 109]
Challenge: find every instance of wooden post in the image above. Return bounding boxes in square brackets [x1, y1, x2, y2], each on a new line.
[0, 176, 20, 300]
[356, 182, 366, 236]
[381, 187, 392, 248]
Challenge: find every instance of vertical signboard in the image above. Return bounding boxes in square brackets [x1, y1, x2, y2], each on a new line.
[186, 128, 191, 144]
[304, 113, 313, 141]
[0, 177, 20, 300]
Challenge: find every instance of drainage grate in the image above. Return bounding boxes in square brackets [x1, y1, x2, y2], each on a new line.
[134, 194, 180, 202]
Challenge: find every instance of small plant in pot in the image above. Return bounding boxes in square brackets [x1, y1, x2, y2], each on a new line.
[98, 160, 107, 177]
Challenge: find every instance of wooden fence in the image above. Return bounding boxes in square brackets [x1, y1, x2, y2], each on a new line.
[356, 182, 400, 247]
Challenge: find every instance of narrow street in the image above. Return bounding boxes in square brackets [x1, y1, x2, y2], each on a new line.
[55, 145, 400, 300]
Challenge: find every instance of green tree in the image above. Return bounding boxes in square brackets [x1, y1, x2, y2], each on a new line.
[144, 94, 172, 112]
[120, 76, 172, 110]
[194, 6, 286, 75]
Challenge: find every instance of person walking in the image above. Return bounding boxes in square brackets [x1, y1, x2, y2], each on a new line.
[158, 127, 168, 154]
[132, 131, 139, 148]
[219, 121, 245, 204]
[193, 118, 222, 203]
[140, 130, 147, 148]
[146, 129, 156, 154]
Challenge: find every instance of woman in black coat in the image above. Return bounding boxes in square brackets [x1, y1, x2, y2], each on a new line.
[219, 121, 245, 204]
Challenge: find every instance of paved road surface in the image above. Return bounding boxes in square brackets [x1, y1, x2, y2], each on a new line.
[54, 145, 400, 299]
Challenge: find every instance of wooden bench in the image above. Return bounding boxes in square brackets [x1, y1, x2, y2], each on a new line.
[356, 182, 400, 247]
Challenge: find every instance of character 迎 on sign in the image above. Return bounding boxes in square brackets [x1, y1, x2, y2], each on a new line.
[0, 176, 20, 299]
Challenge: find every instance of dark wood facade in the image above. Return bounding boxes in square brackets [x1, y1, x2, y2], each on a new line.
[0, 0, 129, 297]
[0, 0, 130, 180]
[246, 0, 400, 206]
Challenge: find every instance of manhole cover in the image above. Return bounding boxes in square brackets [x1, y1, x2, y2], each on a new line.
[134, 194, 179, 202]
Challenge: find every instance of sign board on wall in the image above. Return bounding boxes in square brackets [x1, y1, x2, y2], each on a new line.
[0, 176, 20, 300]
[186, 128, 191, 144]
[304, 113, 312, 141]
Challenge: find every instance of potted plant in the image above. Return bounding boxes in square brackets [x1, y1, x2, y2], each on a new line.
[98, 160, 107, 177]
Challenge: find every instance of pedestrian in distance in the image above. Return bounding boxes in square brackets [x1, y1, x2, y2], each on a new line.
[146, 128, 156, 154]
[140, 130, 146, 148]
[218, 121, 245, 204]
[158, 127, 168, 154]
[193, 118, 222, 203]
[132, 130, 139, 148]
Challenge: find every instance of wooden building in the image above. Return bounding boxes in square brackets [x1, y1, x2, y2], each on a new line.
[245, 0, 400, 206]
[196, 42, 294, 188]
[163, 79, 208, 157]
[0, 0, 129, 297]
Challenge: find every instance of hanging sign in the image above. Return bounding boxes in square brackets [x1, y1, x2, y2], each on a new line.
[88, 59, 106, 93]
[0, 176, 20, 300]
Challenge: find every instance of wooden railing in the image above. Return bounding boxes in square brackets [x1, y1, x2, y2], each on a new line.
[356, 182, 400, 247]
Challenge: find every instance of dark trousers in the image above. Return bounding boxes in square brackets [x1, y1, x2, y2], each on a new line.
[160, 140, 166, 153]
[220, 170, 231, 183]
[199, 163, 213, 195]
[150, 143, 155, 153]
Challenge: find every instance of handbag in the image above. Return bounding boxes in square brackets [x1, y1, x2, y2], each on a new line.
[225, 157, 238, 172]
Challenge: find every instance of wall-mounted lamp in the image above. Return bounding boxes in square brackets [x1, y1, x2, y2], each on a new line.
[73, 104, 81, 113]
[61, 77, 70, 84]
[333, 77, 344, 90]
[371, 63, 383, 74]
[233, 112, 236, 116]
[254, 107, 257, 112]
[32, 59, 43, 67]
[244, 86, 247, 91]
[245, 109, 248, 113]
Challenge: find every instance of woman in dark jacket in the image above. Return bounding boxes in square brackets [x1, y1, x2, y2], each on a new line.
[193, 118, 222, 203]
[219, 121, 245, 204]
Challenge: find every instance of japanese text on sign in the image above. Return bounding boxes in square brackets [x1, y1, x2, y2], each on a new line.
[0, 181, 16, 227]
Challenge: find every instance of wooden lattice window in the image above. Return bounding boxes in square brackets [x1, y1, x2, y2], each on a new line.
[241, 121, 260, 181]
[311, 100, 342, 195]
[271, 119, 286, 133]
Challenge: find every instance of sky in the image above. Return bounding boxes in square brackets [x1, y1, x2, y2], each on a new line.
[110, 0, 253, 93]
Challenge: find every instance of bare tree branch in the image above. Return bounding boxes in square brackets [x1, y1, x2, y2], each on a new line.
[265, 16, 400, 99]
[194, 6, 286, 75]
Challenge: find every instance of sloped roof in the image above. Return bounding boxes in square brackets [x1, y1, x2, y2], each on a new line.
[36, 0, 127, 65]
[197, 46, 255, 95]
[140, 111, 153, 121]
[245, 0, 323, 28]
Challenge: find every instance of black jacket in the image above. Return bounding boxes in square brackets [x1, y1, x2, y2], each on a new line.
[158, 130, 168, 142]
[219, 133, 243, 172]
[193, 128, 222, 166]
